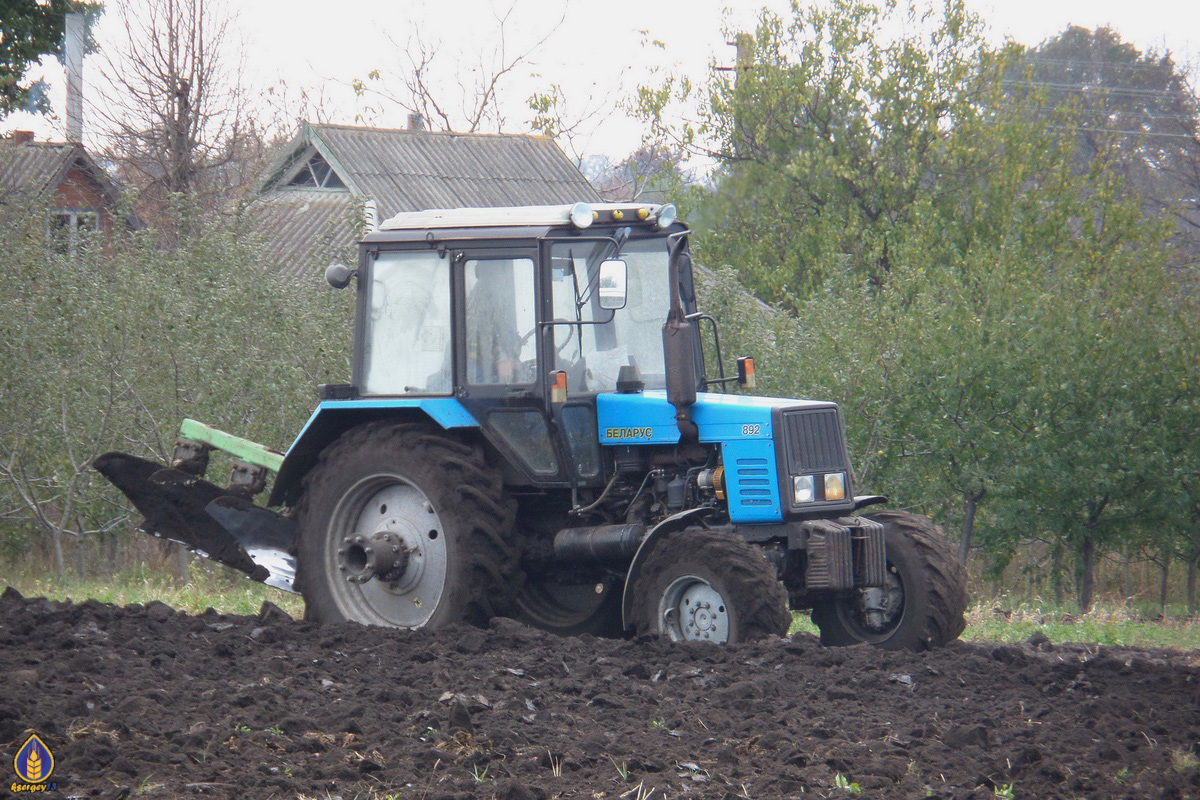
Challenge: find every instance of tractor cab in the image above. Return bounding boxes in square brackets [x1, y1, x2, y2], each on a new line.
[336, 202, 695, 492]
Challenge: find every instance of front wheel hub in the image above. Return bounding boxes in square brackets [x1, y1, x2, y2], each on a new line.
[660, 576, 730, 644]
[855, 568, 904, 633]
[339, 530, 411, 584]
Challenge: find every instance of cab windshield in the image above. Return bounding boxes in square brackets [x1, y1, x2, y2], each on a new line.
[550, 235, 673, 392]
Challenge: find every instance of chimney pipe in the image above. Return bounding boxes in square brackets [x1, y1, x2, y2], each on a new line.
[65, 12, 85, 143]
[407, 113, 425, 132]
[12, 131, 35, 145]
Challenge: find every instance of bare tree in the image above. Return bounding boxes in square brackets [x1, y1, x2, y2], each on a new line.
[583, 145, 692, 202]
[95, 0, 254, 233]
[351, 3, 565, 133]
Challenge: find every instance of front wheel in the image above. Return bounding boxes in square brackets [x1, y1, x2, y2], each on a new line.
[810, 510, 967, 650]
[630, 530, 791, 644]
[295, 422, 517, 628]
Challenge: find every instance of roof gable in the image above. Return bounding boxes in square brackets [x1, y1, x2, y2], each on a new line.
[1, 141, 77, 200]
[263, 122, 598, 218]
[284, 151, 348, 189]
[0, 139, 125, 212]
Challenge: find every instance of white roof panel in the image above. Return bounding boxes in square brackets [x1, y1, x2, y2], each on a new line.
[379, 202, 670, 231]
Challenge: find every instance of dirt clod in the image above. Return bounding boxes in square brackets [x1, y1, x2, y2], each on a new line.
[0, 593, 1197, 799]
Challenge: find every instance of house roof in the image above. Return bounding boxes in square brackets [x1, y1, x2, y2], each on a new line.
[252, 190, 362, 278]
[0, 138, 124, 210]
[255, 122, 599, 276]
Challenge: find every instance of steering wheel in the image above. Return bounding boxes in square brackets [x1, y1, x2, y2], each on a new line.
[516, 321, 582, 358]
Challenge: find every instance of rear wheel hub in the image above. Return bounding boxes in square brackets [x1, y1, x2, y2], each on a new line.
[339, 529, 412, 584]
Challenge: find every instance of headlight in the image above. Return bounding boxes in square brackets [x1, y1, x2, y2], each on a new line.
[793, 474, 815, 504]
[824, 472, 846, 501]
[569, 202, 594, 229]
[793, 472, 847, 504]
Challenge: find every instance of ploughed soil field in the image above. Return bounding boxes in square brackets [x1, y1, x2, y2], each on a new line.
[1, 587, 1198, 800]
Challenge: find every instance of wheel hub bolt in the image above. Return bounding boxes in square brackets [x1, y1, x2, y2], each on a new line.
[338, 530, 410, 584]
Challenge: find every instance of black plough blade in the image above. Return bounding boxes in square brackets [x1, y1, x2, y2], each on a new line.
[93, 452, 273, 582]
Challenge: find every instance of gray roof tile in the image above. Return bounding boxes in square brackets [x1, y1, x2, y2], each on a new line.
[251, 191, 361, 278]
[1, 140, 84, 202]
[253, 123, 598, 275]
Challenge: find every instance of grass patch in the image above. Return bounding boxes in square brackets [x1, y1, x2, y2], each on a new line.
[0, 559, 304, 618]
[963, 600, 1200, 650]
[789, 598, 1199, 650]
[789, 614, 820, 637]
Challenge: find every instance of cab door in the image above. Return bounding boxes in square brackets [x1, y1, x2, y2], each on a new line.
[452, 248, 566, 484]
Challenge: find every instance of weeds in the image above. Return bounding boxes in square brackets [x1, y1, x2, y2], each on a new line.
[993, 782, 1015, 799]
[133, 774, 162, 795]
[610, 756, 631, 781]
[1171, 748, 1199, 771]
[833, 773, 861, 794]
[959, 598, 1200, 650]
[619, 781, 655, 800]
[4, 561, 305, 618]
[470, 763, 490, 783]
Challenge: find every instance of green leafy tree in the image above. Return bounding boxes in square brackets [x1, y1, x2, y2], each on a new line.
[639, 0, 1021, 306]
[649, 0, 1191, 609]
[0, 198, 352, 579]
[1018, 26, 1200, 272]
[0, 0, 101, 115]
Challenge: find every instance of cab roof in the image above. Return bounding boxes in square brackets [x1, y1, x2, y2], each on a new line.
[377, 202, 674, 231]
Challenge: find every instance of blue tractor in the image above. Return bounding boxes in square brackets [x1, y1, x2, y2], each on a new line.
[95, 202, 967, 648]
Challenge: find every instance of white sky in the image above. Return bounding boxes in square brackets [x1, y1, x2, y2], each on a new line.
[5, 0, 1200, 161]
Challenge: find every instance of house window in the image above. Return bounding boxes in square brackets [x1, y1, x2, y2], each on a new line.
[287, 154, 346, 189]
[50, 210, 100, 256]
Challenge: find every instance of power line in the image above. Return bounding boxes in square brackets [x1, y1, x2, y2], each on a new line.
[1003, 80, 1193, 101]
[1047, 124, 1198, 140]
[1023, 57, 1185, 75]
[1035, 106, 1199, 124]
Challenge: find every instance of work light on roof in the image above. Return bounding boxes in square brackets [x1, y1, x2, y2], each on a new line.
[655, 203, 678, 229]
[569, 202, 594, 229]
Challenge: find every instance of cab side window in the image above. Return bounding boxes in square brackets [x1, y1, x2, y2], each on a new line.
[463, 258, 537, 384]
[360, 250, 451, 395]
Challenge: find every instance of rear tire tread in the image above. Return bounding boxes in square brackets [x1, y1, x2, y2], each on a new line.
[295, 421, 518, 626]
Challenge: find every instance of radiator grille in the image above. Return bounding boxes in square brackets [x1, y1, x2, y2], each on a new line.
[780, 408, 849, 474]
[733, 458, 773, 507]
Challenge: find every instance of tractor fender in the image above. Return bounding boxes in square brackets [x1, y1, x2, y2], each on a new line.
[268, 398, 480, 508]
[620, 506, 716, 632]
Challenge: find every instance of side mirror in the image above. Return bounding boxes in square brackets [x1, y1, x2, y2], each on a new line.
[325, 262, 356, 289]
[597, 259, 627, 310]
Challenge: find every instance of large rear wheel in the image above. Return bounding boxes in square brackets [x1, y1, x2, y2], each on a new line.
[515, 575, 624, 637]
[630, 530, 790, 644]
[810, 510, 967, 650]
[295, 422, 517, 628]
